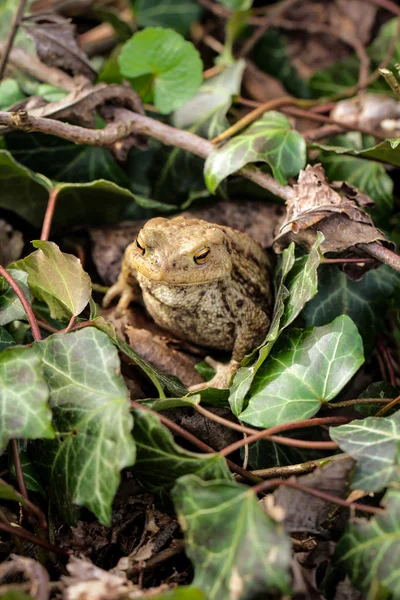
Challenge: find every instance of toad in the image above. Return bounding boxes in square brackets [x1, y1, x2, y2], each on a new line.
[103, 216, 272, 389]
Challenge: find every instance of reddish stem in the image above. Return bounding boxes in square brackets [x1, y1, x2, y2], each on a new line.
[220, 416, 350, 457]
[322, 257, 376, 264]
[0, 265, 41, 341]
[10, 439, 28, 501]
[252, 478, 385, 515]
[40, 188, 59, 241]
[0, 521, 69, 555]
[64, 315, 76, 333]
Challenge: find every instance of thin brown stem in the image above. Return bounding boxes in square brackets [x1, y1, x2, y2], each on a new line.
[358, 243, 400, 273]
[0, 265, 41, 341]
[235, 454, 347, 483]
[376, 395, 400, 417]
[251, 478, 385, 515]
[35, 318, 59, 334]
[40, 188, 59, 241]
[328, 397, 393, 409]
[220, 416, 350, 457]
[195, 403, 257, 435]
[10, 440, 28, 502]
[0, 0, 28, 81]
[64, 315, 76, 334]
[130, 402, 261, 483]
[377, 337, 397, 387]
[0, 521, 70, 555]
[0, 478, 46, 528]
[322, 257, 376, 265]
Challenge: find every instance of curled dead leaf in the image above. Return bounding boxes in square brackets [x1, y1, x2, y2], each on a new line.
[0, 555, 49, 600]
[273, 164, 392, 270]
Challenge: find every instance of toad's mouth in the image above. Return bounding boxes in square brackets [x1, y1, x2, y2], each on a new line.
[136, 266, 223, 286]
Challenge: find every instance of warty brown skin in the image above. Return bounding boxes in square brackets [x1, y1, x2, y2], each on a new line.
[103, 216, 273, 389]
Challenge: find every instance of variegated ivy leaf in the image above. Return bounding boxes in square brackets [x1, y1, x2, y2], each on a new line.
[204, 111, 306, 192]
[33, 327, 135, 525]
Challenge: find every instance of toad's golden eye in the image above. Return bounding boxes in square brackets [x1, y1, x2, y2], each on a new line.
[194, 247, 211, 265]
[136, 237, 145, 256]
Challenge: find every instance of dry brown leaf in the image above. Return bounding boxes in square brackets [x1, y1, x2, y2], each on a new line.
[24, 14, 96, 81]
[273, 164, 389, 257]
[62, 556, 135, 600]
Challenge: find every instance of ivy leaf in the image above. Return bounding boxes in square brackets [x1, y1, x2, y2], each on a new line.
[229, 243, 295, 416]
[132, 409, 231, 491]
[13, 241, 91, 322]
[303, 265, 398, 353]
[204, 111, 306, 192]
[0, 326, 14, 350]
[230, 234, 322, 417]
[34, 327, 135, 525]
[119, 27, 203, 114]
[336, 489, 400, 598]
[312, 139, 400, 170]
[134, 0, 202, 36]
[0, 269, 31, 326]
[0, 151, 52, 228]
[0, 346, 54, 454]
[240, 315, 364, 428]
[330, 413, 400, 491]
[172, 475, 291, 600]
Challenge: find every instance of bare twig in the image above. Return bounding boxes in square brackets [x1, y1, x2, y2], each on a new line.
[358, 242, 400, 273]
[0, 0, 28, 81]
[321, 257, 376, 265]
[328, 397, 394, 409]
[220, 417, 349, 457]
[0, 521, 70, 555]
[0, 266, 41, 341]
[10, 440, 28, 504]
[252, 478, 385, 515]
[376, 395, 400, 417]
[40, 188, 59, 241]
[235, 454, 347, 482]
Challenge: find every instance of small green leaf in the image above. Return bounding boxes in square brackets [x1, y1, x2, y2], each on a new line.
[151, 588, 206, 600]
[0, 346, 54, 454]
[172, 475, 291, 600]
[0, 269, 31, 326]
[14, 241, 91, 321]
[119, 27, 203, 114]
[330, 413, 400, 491]
[34, 327, 135, 525]
[312, 139, 400, 170]
[141, 395, 201, 411]
[240, 316, 364, 428]
[132, 409, 231, 491]
[303, 265, 398, 353]
[9, 449, 46, 497]
[336, 489, 400, 598]
[134, 0, 202, 36]
[0, 79, 25, 110]
[204, 111, 306, 192]
[0, 326, 14, 350]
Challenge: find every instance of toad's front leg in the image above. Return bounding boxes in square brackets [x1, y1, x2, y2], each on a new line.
[103, 243, 142, 313]
[189, 302, 270, 391]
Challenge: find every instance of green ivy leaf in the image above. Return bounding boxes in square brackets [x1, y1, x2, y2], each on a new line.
[330, 413, 400, 491]
[172, 475, 291, 600]
[134, 0, 202, 36]
[312, 139, 400, 170]
[204, 111, 306, 192]
[336, 489, 400, 598]
[34, 327, 135, 525]
[13, 241, 91, 322]
[303, 265, 398, 353]
[0, 326, 14, 350]
[229, 243, 295, 416]
[0, 269, 31, 326]
[0, 151, 52, 228]
[0, 346, 54, 454]
[132, 409, 231, 491]
[119, 27, 203, 114]
[240, 315, 364, 428]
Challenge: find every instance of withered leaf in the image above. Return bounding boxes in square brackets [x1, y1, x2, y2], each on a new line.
[24, 15, 96, 82]
[273, 164, 390, 260]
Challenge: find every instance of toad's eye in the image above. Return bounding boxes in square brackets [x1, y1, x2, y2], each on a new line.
[194, 247, 211, 265]
[136, 237, 145, 256]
